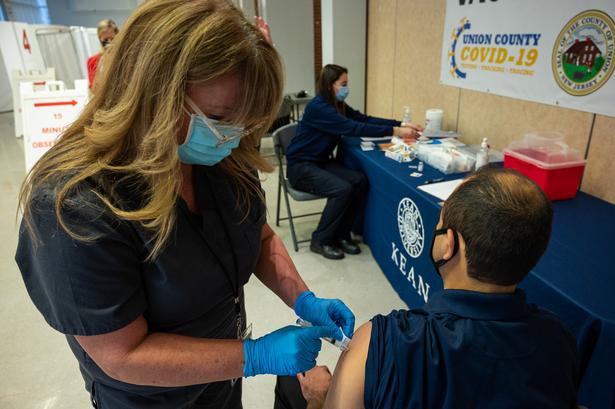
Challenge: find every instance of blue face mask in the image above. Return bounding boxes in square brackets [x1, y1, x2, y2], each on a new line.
[335, 85, 349, 101]
[178, 96, 244, 166]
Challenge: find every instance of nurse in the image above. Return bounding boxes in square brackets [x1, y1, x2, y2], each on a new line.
[15, 1, 354, 408]
[285, 64, 423, 260]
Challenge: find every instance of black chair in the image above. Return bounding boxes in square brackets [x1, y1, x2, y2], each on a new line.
[258, 95, 293, 154]
[273, 123, 324, 251]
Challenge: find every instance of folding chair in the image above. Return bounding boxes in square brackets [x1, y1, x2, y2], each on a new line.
[258, 95, 293, 156]
[272, 123, 324, 251]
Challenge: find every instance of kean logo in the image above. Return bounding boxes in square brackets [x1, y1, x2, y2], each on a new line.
[392, 197, 431, 303]
[397, 197, 424, 258]
[552, 10, 615, 96]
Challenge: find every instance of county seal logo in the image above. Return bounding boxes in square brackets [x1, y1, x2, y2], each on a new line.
[552, 10, 615, 96]
[397, 198, 424, 258]
[448, 17, 472, 79]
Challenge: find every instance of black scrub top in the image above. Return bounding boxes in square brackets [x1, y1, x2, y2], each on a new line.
[15, 165, 266, 409]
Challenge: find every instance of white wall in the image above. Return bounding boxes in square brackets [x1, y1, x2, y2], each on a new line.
[266, 0, 315, 95]
[237, 0, 256, 22]
[46, 0, 316, 97]
[46, 0, 137, 29]
[321, 0, 366, 111]
[321, 0, 334, 65]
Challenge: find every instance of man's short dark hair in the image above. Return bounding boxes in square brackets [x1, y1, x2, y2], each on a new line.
[442, 167, 553, 286]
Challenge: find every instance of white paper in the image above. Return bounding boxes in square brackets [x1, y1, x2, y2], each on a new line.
[360, 136, 392, 142]
[418, 178, 464, 201]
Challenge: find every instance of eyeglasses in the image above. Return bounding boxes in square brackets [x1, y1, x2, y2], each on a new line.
[183, 96, 244, 147]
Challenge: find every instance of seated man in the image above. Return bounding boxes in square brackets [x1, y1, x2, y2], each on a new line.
[282, 167, 579, 409]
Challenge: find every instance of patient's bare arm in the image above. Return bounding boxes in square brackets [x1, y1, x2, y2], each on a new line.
[298, 321, 372, 409]
[323, 322, 371, 409]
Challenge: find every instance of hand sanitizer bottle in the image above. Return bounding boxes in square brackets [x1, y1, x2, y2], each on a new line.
[402, 106, 411, 126]
[475, 138, 489, 170]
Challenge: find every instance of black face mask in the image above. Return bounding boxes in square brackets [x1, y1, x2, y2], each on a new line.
[430, 227, 459, 276]
[100, 39, 111, 48]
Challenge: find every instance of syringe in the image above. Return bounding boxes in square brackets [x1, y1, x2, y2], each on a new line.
[296, 318, 351, 351]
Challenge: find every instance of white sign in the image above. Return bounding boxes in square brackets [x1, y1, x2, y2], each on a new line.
[0, 22, 46, 74]
[21, 80, 89, 172]
[0, 22, 47, 112]
[11, 68, 56, 138]
[440, 0, 615, 117]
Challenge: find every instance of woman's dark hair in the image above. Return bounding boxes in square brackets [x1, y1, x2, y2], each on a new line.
[317, 64, 348, 113]
[442, 167, 553, 286]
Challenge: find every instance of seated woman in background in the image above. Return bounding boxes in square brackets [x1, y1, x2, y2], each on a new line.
[285, 64, 423, 260]
[87, 19, 119, 90]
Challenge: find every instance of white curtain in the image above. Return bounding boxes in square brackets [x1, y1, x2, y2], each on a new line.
[0, 48, 12, 112]
[35, 26, 83, 88]
[70, 27, 97, 79]
[86, 28, 100, 57]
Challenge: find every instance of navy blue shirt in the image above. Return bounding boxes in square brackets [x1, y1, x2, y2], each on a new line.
[365, 290, 578, 409]
[285, 94, 400, 165]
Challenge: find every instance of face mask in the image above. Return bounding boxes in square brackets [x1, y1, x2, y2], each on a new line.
[430, 227, 459, 276]
[178, 96, 244, 166]
[335, 86, 349, 101]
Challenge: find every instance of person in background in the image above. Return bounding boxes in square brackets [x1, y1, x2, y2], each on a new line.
[16, 2, 354, 408]
[87, 18, 119, 90]
[283, 167, 580, 409]
[285, 64, 423, 260]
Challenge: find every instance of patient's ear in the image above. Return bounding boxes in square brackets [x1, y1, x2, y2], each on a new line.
[441, 228, 456, 261]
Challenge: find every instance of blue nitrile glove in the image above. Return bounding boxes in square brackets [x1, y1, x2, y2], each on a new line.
[243, 325, 333, 377]
[294, 291, 356, 341]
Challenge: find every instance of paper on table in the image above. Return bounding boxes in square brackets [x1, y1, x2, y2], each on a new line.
[418, 178, 464, 201]
[361, 136, 392, 142]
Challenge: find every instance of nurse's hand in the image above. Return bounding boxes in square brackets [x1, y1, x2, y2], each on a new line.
[395, 125, 423, 139]
[294, 291, 355, 341]
[243, 325, 331, 377]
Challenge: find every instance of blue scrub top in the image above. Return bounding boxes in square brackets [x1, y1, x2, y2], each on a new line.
[285, 94, 400, 166]
[365, 289, 579, 409]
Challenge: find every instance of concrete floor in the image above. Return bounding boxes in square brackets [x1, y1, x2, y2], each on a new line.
[0, 111, 405, 408]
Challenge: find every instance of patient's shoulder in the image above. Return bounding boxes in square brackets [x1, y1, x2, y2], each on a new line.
[323, 321, 372, 409]
[370, 309, 427, 340]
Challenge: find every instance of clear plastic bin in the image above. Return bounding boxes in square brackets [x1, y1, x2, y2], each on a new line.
[504, 133, 586, 200]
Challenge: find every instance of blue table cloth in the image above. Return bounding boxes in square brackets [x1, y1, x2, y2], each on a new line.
[340, 137, 615, 409]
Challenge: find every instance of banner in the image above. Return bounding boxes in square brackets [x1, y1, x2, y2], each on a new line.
[440, 0, 615, 117]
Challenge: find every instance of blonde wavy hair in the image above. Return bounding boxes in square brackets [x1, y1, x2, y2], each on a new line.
[19, 0, 283, 260]
[96, 18, 119, 38]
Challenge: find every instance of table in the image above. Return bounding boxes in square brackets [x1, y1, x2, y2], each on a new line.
[340, 136, 615, 409]
[288, 93, 313, 122]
